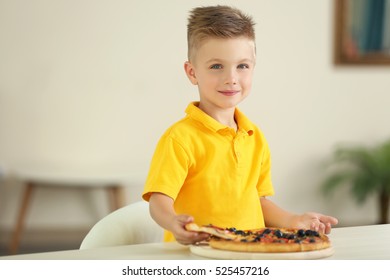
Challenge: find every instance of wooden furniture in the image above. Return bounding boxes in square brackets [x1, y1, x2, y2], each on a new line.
[8, 166, 133, 255]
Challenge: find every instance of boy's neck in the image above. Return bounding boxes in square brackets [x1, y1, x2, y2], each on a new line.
[198, 103, 237, 130]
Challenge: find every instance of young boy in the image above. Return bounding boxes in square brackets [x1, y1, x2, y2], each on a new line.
[142, 5, 338, 245]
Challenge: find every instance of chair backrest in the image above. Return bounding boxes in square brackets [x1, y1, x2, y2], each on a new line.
[79, 200, 164, 250]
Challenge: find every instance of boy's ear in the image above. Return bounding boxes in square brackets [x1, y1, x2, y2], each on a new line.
[184, 61, 198, 85]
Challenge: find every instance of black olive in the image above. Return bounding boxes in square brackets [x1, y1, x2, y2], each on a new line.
[274, 230, 283, 238]
[263, 228, 272, 234]
[253, 237, 261, 242]
[297, 229, 306, 237]
[305, 230, 314, 236]
[286, 234, 296, 240]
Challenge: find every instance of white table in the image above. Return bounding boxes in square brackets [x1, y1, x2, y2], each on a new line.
[8, 165, 141, 255]
[1, 224, 389, 260]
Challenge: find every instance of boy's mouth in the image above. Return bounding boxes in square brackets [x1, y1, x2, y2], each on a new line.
[218, 90, 240, 96]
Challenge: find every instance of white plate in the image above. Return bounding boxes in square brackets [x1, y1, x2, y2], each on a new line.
[190, 245, 334, 260]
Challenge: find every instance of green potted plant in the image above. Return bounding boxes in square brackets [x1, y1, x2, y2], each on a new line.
[321, 139, 390, 224]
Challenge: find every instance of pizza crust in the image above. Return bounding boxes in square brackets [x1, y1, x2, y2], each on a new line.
[209, 237, 331, 253]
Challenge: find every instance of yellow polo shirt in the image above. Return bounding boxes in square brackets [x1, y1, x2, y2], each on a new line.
[142, 102, 274, 241]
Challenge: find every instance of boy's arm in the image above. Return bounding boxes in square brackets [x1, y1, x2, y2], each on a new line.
[149, 192, 209, 244]
[260, 197, 338, 234]
[260, 197, 297, 228]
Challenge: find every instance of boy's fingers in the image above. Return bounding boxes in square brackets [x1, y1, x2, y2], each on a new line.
[319, 214, 338, 225]
[177, 232, 209, 245]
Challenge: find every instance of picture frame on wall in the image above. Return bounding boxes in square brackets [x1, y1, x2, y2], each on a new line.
[334, 0, 390, 65]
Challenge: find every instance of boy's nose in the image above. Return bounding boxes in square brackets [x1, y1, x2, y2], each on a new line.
[224, 70, 238, 85]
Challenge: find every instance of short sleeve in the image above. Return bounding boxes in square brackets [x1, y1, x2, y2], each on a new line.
[142, 132, 189, 201]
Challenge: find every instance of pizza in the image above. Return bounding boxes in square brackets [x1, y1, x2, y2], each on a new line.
[185, 223, 331, 253]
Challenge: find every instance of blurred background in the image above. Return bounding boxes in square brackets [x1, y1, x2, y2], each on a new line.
[1, 0, 389, 256]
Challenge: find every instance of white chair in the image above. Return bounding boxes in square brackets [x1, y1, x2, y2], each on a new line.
[79, 200, 164, 249]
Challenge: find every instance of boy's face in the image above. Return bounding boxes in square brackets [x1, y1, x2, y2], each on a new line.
[185, 37, 256, 112]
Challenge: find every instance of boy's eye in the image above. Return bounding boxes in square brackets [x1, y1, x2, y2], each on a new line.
[238, 64, 250, 69]
[210, 64, 223, 69]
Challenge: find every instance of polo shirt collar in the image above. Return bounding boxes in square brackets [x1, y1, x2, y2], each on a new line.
[185, 102, 254, 136]
[235, 107, 255, 136]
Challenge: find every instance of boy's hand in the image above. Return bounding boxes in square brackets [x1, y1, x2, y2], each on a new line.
[148, 193, 209, 244]
[292, 212, 338, 234]
[171, 215, 209, 245]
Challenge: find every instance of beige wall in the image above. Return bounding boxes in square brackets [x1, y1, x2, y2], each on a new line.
[1, 0, 390, 231]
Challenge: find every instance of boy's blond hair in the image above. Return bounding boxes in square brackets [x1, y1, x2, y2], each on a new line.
[187, 5, 256, 61]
